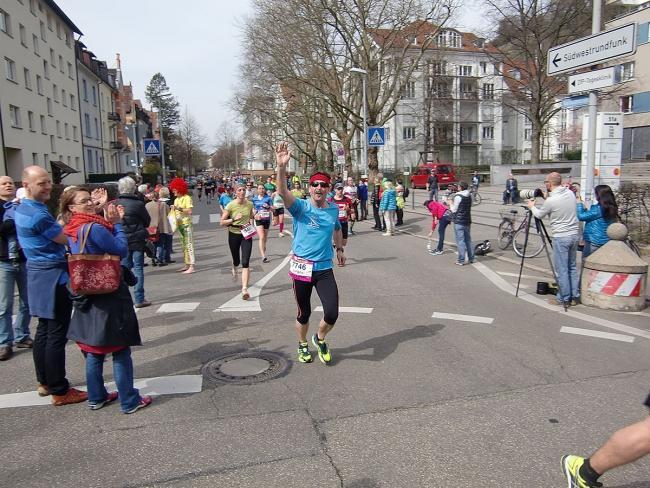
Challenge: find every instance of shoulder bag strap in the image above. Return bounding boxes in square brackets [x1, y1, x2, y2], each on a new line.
[78, 223, 93, 254]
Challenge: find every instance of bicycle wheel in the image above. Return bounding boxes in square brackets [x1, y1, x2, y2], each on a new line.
[472, 192, 482, 206]
[513, 227, 545, 258]
[497, 220, 514, 250]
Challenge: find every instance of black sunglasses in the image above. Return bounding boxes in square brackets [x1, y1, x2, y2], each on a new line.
[311, 182, 330, 188]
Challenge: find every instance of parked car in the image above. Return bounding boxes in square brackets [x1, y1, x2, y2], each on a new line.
[409, 162, 457, 189]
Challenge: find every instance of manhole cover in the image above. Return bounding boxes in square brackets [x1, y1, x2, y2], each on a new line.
[202, 351, 291, 385]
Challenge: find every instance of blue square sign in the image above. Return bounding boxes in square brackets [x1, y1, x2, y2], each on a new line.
[143, 138, 161, 156]
[367, 127, 385, 147]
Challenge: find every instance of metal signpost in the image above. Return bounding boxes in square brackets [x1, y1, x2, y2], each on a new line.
[547, 12, 636, 203]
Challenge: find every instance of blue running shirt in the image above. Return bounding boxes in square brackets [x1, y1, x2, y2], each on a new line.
[288, 199, 341, 271]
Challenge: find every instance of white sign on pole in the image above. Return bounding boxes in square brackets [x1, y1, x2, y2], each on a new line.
[548, 23, 636, 75]
[568, 67, 617, 94]
[580, 112, 623, 192]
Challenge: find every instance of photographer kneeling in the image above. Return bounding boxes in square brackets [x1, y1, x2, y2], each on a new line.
[526, 172, 580, 307]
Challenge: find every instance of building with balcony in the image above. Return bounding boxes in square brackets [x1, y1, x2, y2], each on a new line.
[374, 22, 506, 171]
[1, 0, 84, 183]
[76, 40, 119, 177]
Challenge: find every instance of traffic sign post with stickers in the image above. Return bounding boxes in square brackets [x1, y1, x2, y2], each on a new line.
[547, 13, 636, 200]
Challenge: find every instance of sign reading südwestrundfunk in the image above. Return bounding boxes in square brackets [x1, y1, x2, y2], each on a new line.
[547, 23, 636, 75]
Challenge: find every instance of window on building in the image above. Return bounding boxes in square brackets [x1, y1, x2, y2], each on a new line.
[619, 62, 635, 81]
[32, 153, 39, 164]
[9, 105, 21, 128]
[637, 22, 649, 45]
[28, 111, 35, 131]
[67, 61, 73, 78]
[620, 95, 633, 113]
[43, 59, 49, 79]
[480, 62, 487, 74]
[458, 65, 473, 77]
[94, 117, 99, 138]
[82, 79, 88, 101]
[43, 154, 49, 167]
[36, 74, 43, 94]
[75, 156, 80, 169]
[58, 55, 63, 73]
[47, 97, 52, 116]
[4, 57, 17, 82]
[62, 88, 67, 106]
[70, 94, 76, 109]
[482, 126, 494, 139]
[24, 67, 31, 89]
[56, 120, 61, 137]
[401, 81, 416, 99]
[53, 83, 58, 102]
[56, 21, 61, 38]
[40, 21, 46, 41]
[460, 126, 474, 142]
[92, 86, 97, 106]
[50, 135, 56, 152]
[64, 122, 69, 139]
[40, 115, 46, 133]
[448, 31, 460, 48]
[403, 126, 416, 140]
[29, 0, 36, 15]
[46, 13, 53, 31]
[84, 113, 91, 136]
[73, 125, 78, 140]
[87, 149, 93, 172]
[431, 61, 447, 75]
[64, 30, 70, 47]
[482, 83, 494, 100]
[524, 128, 532, 140]
[19, 24, 27, 46]
[50, 48, 55, 67]
[0, 9, 10, 35]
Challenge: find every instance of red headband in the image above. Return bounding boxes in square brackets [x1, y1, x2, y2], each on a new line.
[309, 172, 331, 185]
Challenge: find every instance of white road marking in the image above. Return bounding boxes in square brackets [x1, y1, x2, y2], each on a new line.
[156, 302, 200, 313]
[510, 282, 531, 290]
[560, 326, 635, 343]
[192, 215, 200, 225]
[498, 271, 551, 281]
[0, 375, 202, 409]
[314, 306, 374, 314]
[432, 312, 494, 324]
[473, 261, 650, 340]
[209, 213, 221, 223]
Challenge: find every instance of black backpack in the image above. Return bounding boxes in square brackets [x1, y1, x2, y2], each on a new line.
[403, 186, 410, 198]
[474, 240, 492, 256]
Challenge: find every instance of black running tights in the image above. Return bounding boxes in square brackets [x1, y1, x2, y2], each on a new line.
[292, 269, 339, 325]
[228, 231, 252, 268]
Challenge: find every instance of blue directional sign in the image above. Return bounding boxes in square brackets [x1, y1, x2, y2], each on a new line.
[367, 127, 385, 147]
[143, 138, 161, 156]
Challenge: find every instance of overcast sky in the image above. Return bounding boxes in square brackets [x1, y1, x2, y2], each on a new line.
[55, 0, 486, 149]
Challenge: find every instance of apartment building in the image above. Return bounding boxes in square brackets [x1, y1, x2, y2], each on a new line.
[601, 1, 650, 161]
[76, 40, 120, 176]
[375, 23, 506, 171]
[1, 0, 84, 183]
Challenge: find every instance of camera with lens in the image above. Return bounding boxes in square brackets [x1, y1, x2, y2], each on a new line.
[519, 188, 545, 200]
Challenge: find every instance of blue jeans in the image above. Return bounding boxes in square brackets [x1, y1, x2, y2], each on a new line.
[436, 215, 451, 252]
[121, 250, 145, 304]
[85, 347, 141, 412]
[582, 240, 602, 260]
[428, 187, 438, 201]
[0, 261, 31, 346]
[454, 224, 474, 263]
[553, 234, 580, 303]
[156, 233, 173, 263]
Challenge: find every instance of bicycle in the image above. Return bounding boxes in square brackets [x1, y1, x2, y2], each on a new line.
[470, 185, 482, 206]
[497, 206, 545, 258]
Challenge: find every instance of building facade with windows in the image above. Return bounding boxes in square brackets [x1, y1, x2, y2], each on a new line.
[1, 0, 84, 183]
[601, 1, 650, 161]
[376, 24, 506, 171]
[75, 40, 119, 176]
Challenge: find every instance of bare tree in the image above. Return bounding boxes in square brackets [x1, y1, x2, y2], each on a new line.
[171, 107, 207, 176]
[211, 121, 244, 171]
[482, 0, 591, 163]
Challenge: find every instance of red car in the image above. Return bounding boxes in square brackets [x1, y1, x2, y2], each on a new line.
[410, 162, 457, 190]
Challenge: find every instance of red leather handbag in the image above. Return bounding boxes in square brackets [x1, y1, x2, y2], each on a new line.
[67, 224, 121, 295]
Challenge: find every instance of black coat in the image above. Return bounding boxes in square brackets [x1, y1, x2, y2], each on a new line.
[67, 280, 142, 348]
[115, 193, 151, 251]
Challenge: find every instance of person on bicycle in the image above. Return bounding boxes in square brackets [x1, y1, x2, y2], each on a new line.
[471, 172, 480, 190]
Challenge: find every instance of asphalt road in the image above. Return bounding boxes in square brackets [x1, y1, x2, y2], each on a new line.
[1, 194, 649, 488]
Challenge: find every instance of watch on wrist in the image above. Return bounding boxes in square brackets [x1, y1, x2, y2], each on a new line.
[336, 247, 344, 252]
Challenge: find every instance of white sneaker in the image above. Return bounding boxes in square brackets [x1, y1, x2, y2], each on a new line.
[382, 232, 391, 236]
[278, 232, 284, 237]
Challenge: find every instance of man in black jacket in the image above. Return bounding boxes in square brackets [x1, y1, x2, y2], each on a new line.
[450, 181, 475, 266]
[116, 177, 151, 308]
[0, 176, 33, 360]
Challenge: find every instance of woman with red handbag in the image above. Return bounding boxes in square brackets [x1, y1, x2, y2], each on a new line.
[59, 188, 152, 414]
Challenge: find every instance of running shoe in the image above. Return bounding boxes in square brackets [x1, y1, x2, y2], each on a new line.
[297, 342, 313, 363]
[124, 395, 153, 414]
[89, 391, 118, 411]
[311, 334, 332, 364]
[433, 250, 443, 255]
[262, 256, 270, 263]
[561, 455, 602, 488]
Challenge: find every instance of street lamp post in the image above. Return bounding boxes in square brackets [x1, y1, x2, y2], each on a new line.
[350, 67, 368, 175]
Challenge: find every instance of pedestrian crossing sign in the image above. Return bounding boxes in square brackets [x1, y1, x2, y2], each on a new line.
[367, 127, 385, 146]
[143, 138, 161, 156]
